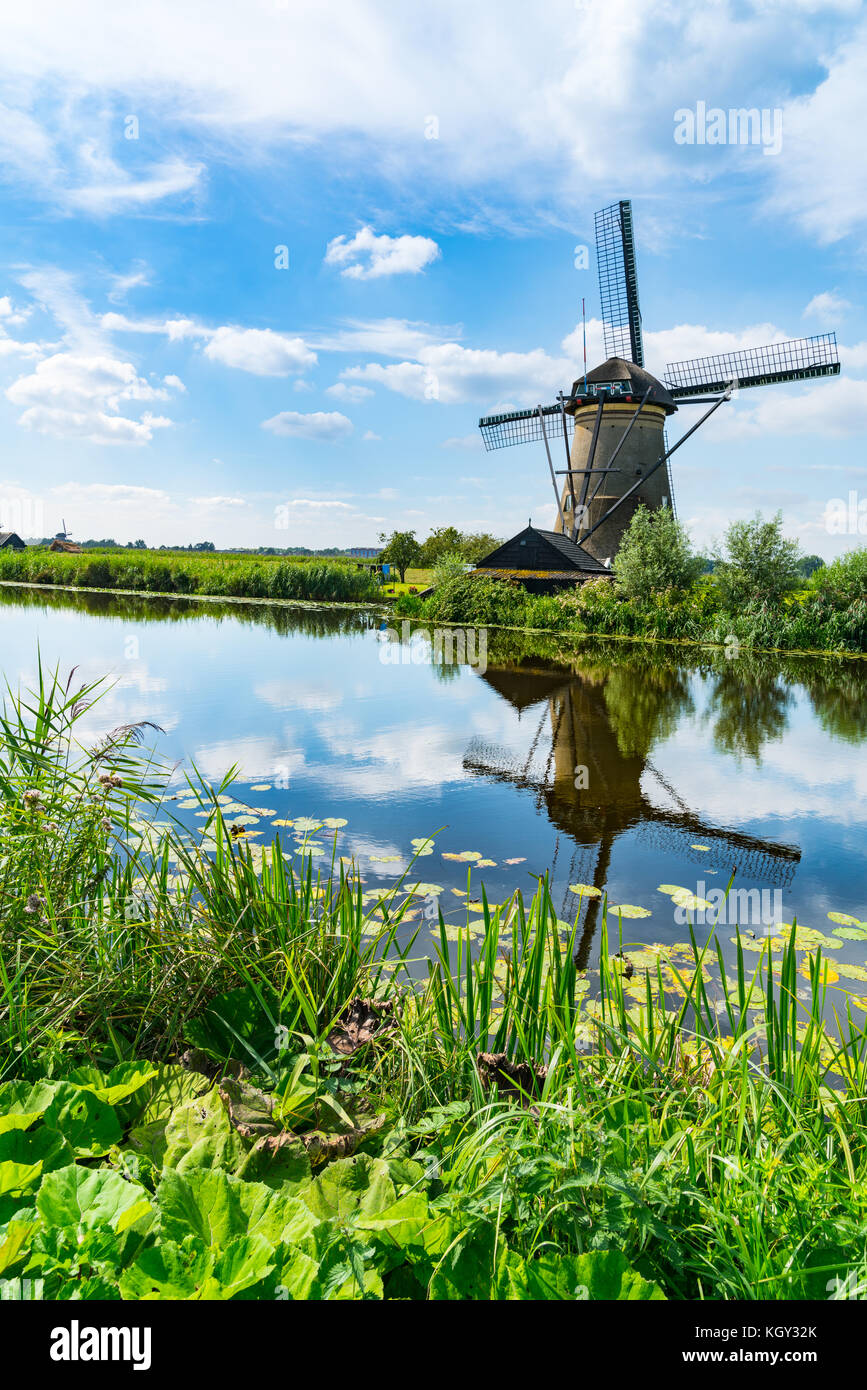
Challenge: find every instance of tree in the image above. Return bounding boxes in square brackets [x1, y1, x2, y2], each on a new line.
[418, 526, 463, 567]
[613, 504, 704, 599]
[797, 554, 825, 579]
[459, 531, 500, 563]
[378, 530, 421, 583]
[712, 511, 802, 608]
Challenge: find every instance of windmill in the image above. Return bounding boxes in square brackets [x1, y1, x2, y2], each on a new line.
[464, 659, 800, 967]
[479, 199, 841, 566]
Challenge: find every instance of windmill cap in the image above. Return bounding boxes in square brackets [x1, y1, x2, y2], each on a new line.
[567, 356, 677, 414]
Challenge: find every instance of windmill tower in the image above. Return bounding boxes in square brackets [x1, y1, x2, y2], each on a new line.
[479, 199, 841, 567]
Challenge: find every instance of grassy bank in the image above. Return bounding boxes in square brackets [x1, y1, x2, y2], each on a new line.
[394, 544, 867, 657]
[0, 547, 381, 604]
[1, 669, 866, 1301]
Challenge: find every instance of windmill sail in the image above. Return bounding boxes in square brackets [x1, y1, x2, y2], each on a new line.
[595, 200, 644, 367]
[479, 402, 574, 451]
[664, 333, 840, 400]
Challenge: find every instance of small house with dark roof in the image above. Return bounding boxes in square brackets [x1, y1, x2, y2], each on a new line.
[0, 531, 25, 550]
[473, 523, 612, 594]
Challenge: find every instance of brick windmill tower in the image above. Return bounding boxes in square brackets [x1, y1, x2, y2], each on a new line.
[479, 200, 841, 567]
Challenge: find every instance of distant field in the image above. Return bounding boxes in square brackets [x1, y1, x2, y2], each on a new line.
[0, 546, 382, 604]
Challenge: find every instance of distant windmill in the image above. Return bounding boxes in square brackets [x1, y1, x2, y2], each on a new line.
[54, 518, 71, 541]
[479, 200, 841, 565]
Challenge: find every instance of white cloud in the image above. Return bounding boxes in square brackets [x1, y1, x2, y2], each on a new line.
[203, 326, 316, 376]
[325, 382, 373, 402]
[803, 291, 852, 325]
[0, 4, 864, 241]
[312, 318, 460, 358]
[362, 430, 381, 441]
[6, 351, 176, 443]
[0, 294, 31, 326]
[52, 482, 173, 504]
[107, 264, 150, 303]
[324, 226, 440, 280]
[261, 410, 353, 441]
[66, 156, 203, 214]
[343, 342, 573, 407]
[190, 495, 246, 507]
[289, 498, 354, 510]
[769, 26, 867, 242]
[711, 374, 867, 439]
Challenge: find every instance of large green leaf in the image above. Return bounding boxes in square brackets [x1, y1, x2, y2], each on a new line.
[0, 1126, 73, 1197]
[162, 1085, 246, 1175]
[156, 1168, 312, 1249]
[136, 1065, 213, 1126]
[36, 1164, 152, 1233]
[42, 1083, 122, 1158]
[0, 1080, 62, 1134]
[496, 1248, 666, 1301]
[0, 1217, 39, 1276]
[301, 1155, 398, 1224]
[120, 1232, 275, 1300]
[66, 1061, 159, 1109]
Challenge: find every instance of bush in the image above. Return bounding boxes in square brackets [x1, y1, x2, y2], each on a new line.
[712, 511, 802, 609]
[614, 504, 704, 599]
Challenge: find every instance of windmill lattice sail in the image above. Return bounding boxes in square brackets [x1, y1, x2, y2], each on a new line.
[664, 333, 840, 399]
[595, 200, 644, 368]
[479, 403, 575, 451]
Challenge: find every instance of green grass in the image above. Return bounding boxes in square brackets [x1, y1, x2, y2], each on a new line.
[1, 664, 866, 1300]
[395, 558, 867, 656]
[0, 547, 382, 604]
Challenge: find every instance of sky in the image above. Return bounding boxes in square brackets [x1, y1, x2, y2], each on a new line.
[0, 0, 865, 558]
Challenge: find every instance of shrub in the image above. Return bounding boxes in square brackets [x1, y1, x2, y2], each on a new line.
[712, 511, 802, 609]
[613, 504, 704, 599]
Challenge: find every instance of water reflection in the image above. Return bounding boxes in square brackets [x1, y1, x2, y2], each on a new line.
[465, 651, 810, 964]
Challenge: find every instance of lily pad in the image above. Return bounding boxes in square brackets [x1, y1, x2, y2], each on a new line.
[569, 884, 601, 897]
[608, 905, 652, 919]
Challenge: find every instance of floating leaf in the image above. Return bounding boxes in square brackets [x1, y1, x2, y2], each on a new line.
[504, 858, 526, 865]
[323, 817, 348, 828]
[832, 961, 867, 982]
[271, 818, 294, 827]
[370, 855, 402, 863]
[477, 859, 497, 868]
[569, 884, 601, 897]
[250, 784, 271, 791]
[292, 817, 322, 833]
[832, 926, 867, 941]
[828, 911, 861, 927]
[609, 905, 652, 919]
[690, 845, 711, 852]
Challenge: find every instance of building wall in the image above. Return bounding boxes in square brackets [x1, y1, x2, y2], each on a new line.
[554, 401, 671, 564]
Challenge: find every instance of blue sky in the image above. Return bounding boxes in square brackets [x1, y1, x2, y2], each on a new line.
[0, 0, 865, 557]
